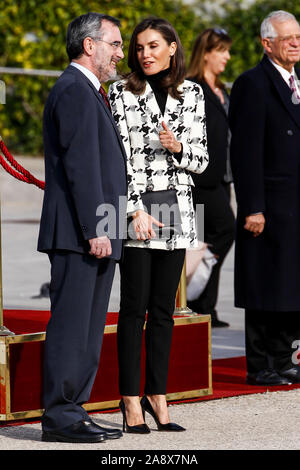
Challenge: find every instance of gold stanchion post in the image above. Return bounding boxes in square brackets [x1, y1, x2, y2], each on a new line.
[174, 256, 197, 316]
[0, 198, 14, 335]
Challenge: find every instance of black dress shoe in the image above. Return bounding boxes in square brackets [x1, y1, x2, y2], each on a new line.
[246, 368, 291, 386]
[210, 310, 230, 328]
[187, 305, 230, 328]
[211, 318, 230, 328]
[42, 420, 107, 443]
[141, 396, 186, 432]
[91, 421, 123, 439]
[279, 366, 300, 384]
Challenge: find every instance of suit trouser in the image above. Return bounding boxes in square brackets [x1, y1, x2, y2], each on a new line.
[42, 250, 116, 431]
[245, 309, 300, 373]
[189, 184, 235, 316]
[117, 247, 185, 396]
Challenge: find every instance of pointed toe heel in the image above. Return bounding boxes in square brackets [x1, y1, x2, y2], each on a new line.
[141, 395, 186, 432]
[119, 399, 151, 434]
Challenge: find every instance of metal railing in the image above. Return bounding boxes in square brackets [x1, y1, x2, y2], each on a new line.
[0, 66, 62, 77]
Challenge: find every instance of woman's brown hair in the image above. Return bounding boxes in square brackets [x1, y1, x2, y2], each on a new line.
[187, 28, 232, 89]
[125, 17, 186, 99]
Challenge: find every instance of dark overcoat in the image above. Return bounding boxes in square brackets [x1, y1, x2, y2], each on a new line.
[229, 55, 300, 311]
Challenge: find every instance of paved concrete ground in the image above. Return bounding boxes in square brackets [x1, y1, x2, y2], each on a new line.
[0, 157, 299, 452]
[0, 390, 300, 451]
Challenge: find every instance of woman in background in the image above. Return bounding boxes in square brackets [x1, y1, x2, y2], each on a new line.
[109, 17, 208, 433]
[187, 28, 235, 328]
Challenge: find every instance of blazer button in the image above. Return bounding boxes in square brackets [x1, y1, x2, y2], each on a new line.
[287, 130, 293, 136]
[167, 156, 173, 163]
[146, 184, 154, 192]
[81, 225, 88, 232]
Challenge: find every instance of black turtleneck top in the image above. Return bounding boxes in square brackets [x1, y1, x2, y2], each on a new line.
[146, 67, 170, 115]
[144, 67, 182, 162]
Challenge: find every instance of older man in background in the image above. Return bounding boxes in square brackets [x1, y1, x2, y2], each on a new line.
[229, 10, 300, 386]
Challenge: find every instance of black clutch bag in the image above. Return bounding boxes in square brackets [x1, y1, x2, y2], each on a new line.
[140, 189, 182, 238]
[127, 189, 182, 241]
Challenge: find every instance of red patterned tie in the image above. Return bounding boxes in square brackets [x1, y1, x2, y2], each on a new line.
[289, 75, 300, 103]
[99, 86, 111, 111]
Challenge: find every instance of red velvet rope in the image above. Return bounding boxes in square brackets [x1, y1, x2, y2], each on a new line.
[0, 139, 45, 190]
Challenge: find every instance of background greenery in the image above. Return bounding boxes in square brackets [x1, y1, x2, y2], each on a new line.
[0, 0, 299, 155]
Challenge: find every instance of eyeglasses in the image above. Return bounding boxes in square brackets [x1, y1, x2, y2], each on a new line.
[268, 34, 300, 43]
[92, 38, 124, 50]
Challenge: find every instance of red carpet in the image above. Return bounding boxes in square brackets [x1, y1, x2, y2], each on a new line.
[3, 309, 300, 399]
[2, 309, 117, 334]
[178, 355, 300, 404]
[2, 355, 299, 428]
[1, 310, 300, 427]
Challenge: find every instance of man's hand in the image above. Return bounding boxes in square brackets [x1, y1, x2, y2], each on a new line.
[89, 236, 112, 258]
[244, 213, 265, 237]
[159, 121, 182, 153]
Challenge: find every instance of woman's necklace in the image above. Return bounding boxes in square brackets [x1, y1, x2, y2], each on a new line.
[214, 86, 224, 104]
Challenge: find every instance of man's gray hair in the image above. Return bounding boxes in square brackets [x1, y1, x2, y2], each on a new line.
[66, 12, 120, 61]
[260, 10, 298, 39]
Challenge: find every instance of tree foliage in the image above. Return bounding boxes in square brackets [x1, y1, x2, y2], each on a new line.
[0, 0, 299, 155]
[0, 0, 204, 155]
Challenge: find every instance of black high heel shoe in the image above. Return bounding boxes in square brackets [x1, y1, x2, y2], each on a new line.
[141, 395, 186, 432]
[119, 399, 151, 434]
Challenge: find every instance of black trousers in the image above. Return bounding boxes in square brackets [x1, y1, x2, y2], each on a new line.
[42, 250, 116, 431]
[188, 184, 235, 316]
[117, 247, 185, 396]
[245, 309, 300, 373]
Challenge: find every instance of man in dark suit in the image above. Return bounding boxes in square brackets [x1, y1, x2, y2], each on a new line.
[38, 13, 127, 442]
[229, 10, 300, 386]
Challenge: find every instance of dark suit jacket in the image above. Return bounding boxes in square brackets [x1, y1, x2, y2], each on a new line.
[189, 78, 229, 188]
[38, 65, 127, 261]
[229, 55, 300, 310]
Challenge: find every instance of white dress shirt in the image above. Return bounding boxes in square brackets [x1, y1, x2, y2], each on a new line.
[268, 57, 300, 95]
[70, 62, 100, 91]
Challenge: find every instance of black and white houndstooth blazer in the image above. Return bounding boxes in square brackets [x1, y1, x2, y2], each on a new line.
[108, 79, 209, 250]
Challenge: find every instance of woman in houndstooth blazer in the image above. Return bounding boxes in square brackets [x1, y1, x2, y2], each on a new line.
[109, 17, 208, 434]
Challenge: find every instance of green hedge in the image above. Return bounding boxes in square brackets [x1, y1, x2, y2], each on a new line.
[0, 0, 298, 155]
